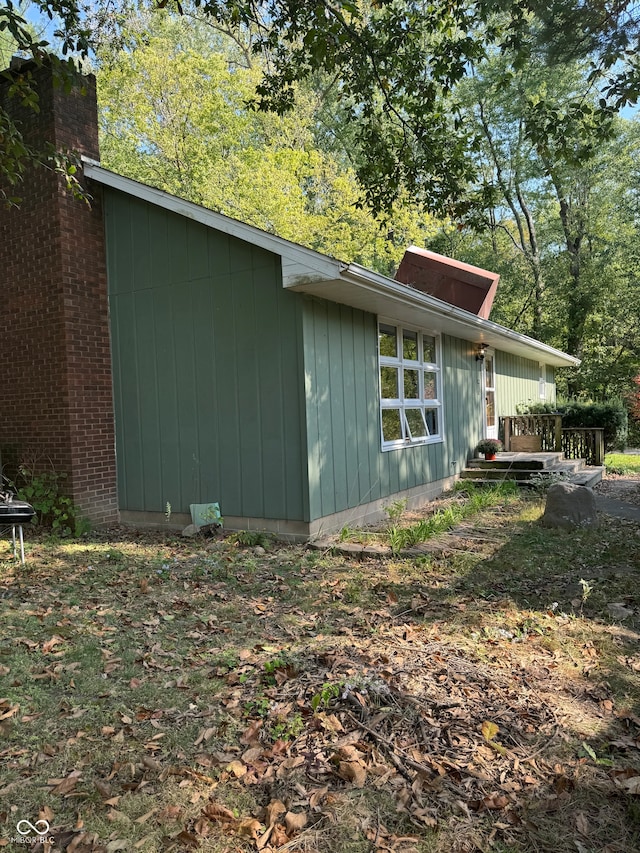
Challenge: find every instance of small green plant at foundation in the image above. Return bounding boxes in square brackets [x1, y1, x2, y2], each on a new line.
[338, 526, 379, 544]
[12, 462, 87, 537]
[388, 525, 409, 554]
[235, 530, 272, 548]
[165, 502, 172, 522]
[453, 479, 476, 494]
[384, 498, 407, 525]
[340, 524, 356, 542]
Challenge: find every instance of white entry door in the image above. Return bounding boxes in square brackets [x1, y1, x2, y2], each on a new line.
[483, 352, 498, 439]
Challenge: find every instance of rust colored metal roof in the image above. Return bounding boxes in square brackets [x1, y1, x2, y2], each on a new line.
[395, 247, 500, 319]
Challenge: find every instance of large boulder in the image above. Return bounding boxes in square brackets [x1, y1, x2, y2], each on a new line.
[541, 482, 598, 529]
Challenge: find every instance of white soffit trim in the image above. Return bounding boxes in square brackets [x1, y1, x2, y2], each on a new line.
[83, 161, 344, 285]
[84, 161, 578, 368]
[290, 264, 580, 368]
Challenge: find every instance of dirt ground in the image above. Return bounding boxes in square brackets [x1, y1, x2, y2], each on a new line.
[594, 472, 640, 507]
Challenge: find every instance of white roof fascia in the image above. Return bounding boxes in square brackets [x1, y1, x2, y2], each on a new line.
[82, 161, 345, 285]
[290, 263, 579, 368]
[84, 161, 578, 368]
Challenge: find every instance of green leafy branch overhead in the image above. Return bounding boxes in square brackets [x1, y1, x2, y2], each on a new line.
[0, 0, 93, 203]
[2, 0, 639, 214]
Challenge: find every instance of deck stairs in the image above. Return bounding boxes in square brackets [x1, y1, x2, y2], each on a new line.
[460, 452, 604, 489]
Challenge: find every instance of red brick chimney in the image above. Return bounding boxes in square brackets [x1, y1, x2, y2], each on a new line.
[0, 60, 118, 525]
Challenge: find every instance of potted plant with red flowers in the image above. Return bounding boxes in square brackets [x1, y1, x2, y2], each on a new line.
[476, 438, 503, 460]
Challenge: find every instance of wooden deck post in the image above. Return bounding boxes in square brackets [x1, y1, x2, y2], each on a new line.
[594, 429, 604, 465]
[503, 416, 511, 451]
[554, 415, 562, 452]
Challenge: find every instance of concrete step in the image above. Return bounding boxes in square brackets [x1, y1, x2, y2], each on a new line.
[570, 466, 605, 488]
[544, 459, 586, 474]
[461, 467, 572, 482]
[463, 458, 586, 480]
[461, 466, 604, 490]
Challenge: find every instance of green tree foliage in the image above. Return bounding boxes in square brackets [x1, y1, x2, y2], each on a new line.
[0, 0, 93, 202]
[96, 12, 436, 270]
[2, 1, 639, 213]
[430, 50, 640, 400]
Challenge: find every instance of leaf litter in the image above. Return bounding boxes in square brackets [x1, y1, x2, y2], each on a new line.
[0, 498, 639, 852]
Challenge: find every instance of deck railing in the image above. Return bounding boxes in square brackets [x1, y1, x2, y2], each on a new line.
[501, 415, 604, 466]
[561, 428, 605, 466]
[502, 414, 562, 452]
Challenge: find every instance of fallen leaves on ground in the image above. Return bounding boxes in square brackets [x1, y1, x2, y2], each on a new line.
[1, 508, 639, 853]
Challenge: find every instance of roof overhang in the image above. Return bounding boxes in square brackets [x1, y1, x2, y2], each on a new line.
[287, 264, 580, 368]
[83, 161, 343, 282]
[84, 160, 579, 368]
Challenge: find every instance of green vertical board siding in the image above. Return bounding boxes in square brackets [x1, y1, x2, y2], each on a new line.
[302, 301, 481, 521]
[104, 189, 307, 520]
[442, 336, 480, 471]
[494, 351, 555, 415]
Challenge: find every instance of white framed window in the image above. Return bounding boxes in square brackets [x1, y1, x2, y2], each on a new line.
[539, 363, 546, 399]
[378, 320, 443, 450]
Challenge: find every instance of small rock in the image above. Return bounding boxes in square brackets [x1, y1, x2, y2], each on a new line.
[308, 538, 334, 551]
[607, 602, 634, 619]
[181, 523, 199, 537]
[254, 546, 266, 556]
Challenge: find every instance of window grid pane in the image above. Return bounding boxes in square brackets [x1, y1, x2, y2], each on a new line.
[485, 355, 494, 387]
[423, 372, 437, 400]
[379, 324, 398, 358]
[405, 408, 427, 440]
[423, 335, 436, 364]
[404, 369, 419, 399]
[382, 408, 403, 442]
[486, 390, 496, 428]
[381, 366, 399, 399]
[402, 330, 418, 361]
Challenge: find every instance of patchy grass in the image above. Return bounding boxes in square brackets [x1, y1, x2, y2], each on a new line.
[340, 482, 520, 552]
[605, 453, 640, 476]
[0, 494, 639, 853]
